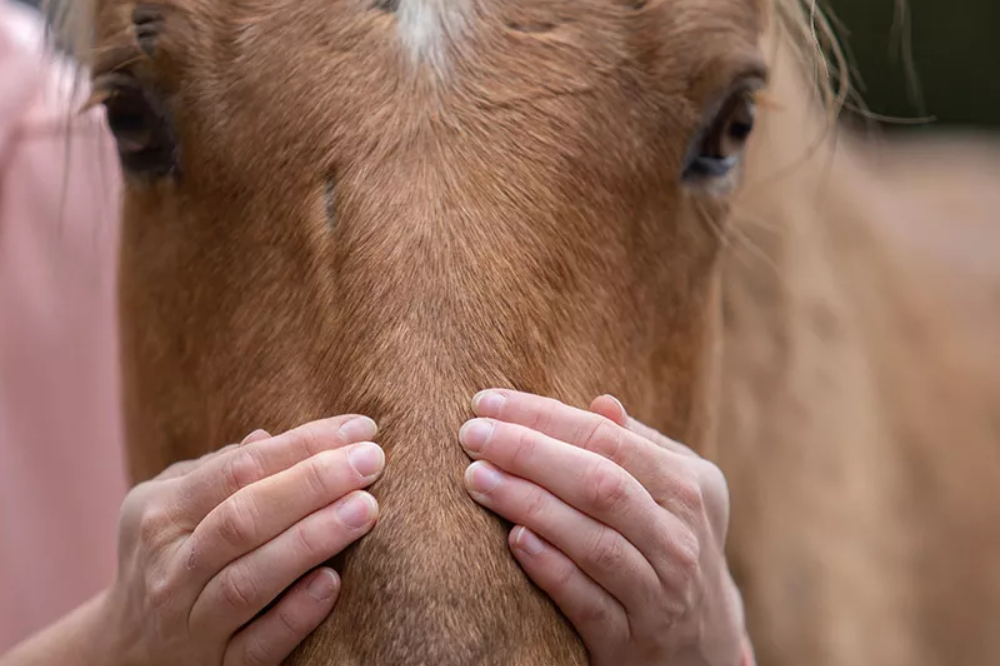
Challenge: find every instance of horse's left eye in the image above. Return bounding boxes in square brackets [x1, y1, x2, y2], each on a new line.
[682, 90, 757, 185]
[98, 76, 178, 179]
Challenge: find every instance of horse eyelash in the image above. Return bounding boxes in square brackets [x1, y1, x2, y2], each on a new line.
[89, 45, 146, 80]
[79, 73, 135, 115]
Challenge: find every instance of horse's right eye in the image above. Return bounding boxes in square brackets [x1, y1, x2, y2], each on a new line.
[681, 75, 764, 191]
[98, 75, 178, 180]
[682, 93, 756, 185]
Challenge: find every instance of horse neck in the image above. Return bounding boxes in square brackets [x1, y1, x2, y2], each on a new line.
[714, 29, 1000, 666]
[707, 27, 891, 462]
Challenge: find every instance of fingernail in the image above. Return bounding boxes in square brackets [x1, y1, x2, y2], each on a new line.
[240, 429, 271, 445]
[513, 526, 545, 556]
[472, 390, 506, 416]
[465, 461, 503, 495]
[340, 416, 378, 442]
[306, 568, 339, 602]
[608, 395, 627, 417]
[348, 442, 385, 479]
[336, 492, 376, 528]
[459, 418, 494, 452]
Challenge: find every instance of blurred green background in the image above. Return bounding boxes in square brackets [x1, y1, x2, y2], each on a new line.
[829, 0, 998, 130]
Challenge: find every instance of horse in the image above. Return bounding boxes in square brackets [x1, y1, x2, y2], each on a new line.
[54, 0, 1000, 663]
[716, 36, 1000, 666]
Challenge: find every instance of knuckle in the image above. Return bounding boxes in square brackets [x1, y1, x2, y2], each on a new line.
[583, 528, 627, 573]
[576, 598, 612, 629]
[119, 487, 149, 528]
[586, 460, 629, 515]
[145, 567, 177, 613]
[293, 518, 326, 558]
[159, 459, 190, 478]
[673, 527, 702, 579]
[525, 399, 554, 432]
[218, 493, 261, 548]
[509, 428, 540, 468]
[304, 451, 339, 497]
[220, 564, 261, 611]
[672, 475, 705, 517]
[520, 486, 549, 523]
[696, 459, 726, 493]
[240, 634, 274, 666]
[276, 605, 309, 640]
[137, 501, 175, 547]
[294, 421, 333, 456]
[224, 450, 266, 493]
[652, 527, 702, 616]
[580, 418, 622, 461]
[548, 558, 578, 595]
[697, 461, 731, 530]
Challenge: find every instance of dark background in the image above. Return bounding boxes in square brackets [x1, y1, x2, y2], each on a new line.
[831, 0, 999, 131]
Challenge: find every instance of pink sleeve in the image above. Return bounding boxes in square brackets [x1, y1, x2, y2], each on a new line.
[0, 0, 128, 650]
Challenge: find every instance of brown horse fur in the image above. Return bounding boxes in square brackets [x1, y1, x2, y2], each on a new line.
[55, 0, 1000, 663]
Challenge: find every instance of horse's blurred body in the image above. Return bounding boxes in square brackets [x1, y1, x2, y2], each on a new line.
[721, 41, 1000, 665]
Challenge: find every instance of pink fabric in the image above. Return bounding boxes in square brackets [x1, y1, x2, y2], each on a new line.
[0, 0, 126, 651]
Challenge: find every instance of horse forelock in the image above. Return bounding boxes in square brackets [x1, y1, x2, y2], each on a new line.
[47, 0, 845, 97]
[393, 0, 471, 73]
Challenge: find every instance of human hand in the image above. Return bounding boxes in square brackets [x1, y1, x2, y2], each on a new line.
[99, 416, 384, 666]
[459, 390, 751, 666]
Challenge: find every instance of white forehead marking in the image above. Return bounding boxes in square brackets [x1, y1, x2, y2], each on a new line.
[396, 0, 470, 72]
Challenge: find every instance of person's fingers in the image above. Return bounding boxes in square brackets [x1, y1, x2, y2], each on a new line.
[592, 393, 693, 459]
[464, 461, 664, 611]
[223, 568, 339, 666]
[472, 390, 643, 461]
[506, 526, 628, 651]
[156, 428, 273, 484]
[470, 389, 685, 480]
[588, 394, 628, 427]
[588, 396, 729, 540]
[182, 441, 384, 591]
[240, 429, 272, 446]
[190, 490, 378, 637]
[175, 415, 377, 526]
[468, 390, 714, 528]
[459, 416, 673, 552]
[623, 416, 698, 457]
[155, 428, 273, 483]
[587, 393, 697, 458]
[592, 399, 729, 538]
[156, 444, 241, 482]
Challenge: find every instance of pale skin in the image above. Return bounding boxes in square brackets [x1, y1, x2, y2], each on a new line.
[460, 390, 755, 666]
[1, 392, 753, 666]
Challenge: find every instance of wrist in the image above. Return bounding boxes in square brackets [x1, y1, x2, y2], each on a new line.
[79, 589, 125, 666]
[695, 566, 747, 666]
[0, 588, 122, 666]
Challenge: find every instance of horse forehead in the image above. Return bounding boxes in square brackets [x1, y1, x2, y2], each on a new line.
[382, 0, 762, 70]
[394, 0, 470, 69]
